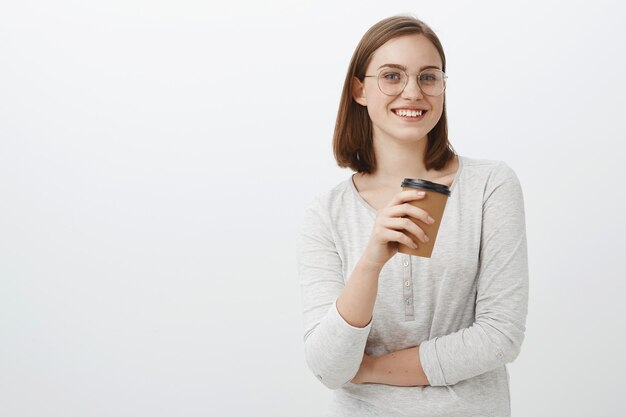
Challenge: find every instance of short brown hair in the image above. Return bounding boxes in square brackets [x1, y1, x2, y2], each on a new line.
[333, 15, 456, 173]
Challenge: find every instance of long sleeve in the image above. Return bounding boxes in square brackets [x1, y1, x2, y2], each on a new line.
[296, 197, 372, 390]
[419, 162, 529, 386]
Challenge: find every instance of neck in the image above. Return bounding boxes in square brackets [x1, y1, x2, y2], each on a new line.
[366, 134, 431, 187]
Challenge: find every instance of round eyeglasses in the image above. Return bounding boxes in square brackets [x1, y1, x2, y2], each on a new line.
[364, 68, 447, 97]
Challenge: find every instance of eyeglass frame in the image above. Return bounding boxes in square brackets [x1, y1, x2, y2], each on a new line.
[363, 67, 448, 97]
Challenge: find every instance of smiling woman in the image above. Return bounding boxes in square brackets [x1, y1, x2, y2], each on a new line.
[297, 15, 529, 417]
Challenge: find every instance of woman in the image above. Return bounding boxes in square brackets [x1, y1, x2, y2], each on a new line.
[297, 15, 528, 416]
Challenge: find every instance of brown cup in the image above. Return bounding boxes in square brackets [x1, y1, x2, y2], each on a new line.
[397, 178, 451, 258]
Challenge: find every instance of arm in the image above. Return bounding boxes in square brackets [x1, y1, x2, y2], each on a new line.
[298, 191, 432, 389]
[351, 347, 430, 387]
[297, 198, 376, 390]
[352, 163, 529, 387]
[420, 163, 529, 386]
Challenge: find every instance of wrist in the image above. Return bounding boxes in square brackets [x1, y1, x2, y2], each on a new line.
[357, 256, 385, 275]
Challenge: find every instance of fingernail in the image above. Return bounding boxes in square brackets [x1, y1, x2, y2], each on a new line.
[428, 216, 435, 224]
[424, 235, 430, 243]
[417, 191, 425, 196]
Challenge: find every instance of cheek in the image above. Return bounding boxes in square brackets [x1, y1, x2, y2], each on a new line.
[431, 107, 443, 121]
[429, 99, 445, 121]
[365, 98, 389, 121]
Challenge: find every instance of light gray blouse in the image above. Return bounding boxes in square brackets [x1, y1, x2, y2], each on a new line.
[297, 156, 529, 417]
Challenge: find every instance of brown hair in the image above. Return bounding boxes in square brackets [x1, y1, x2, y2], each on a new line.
[333, 15, 456, 174]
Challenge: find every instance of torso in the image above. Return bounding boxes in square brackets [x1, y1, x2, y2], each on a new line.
[352, 155, 459, 211]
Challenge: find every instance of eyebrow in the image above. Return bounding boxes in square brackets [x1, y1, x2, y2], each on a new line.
[377, 63, 442, 71]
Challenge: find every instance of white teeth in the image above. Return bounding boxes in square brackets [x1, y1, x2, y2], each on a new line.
[395, 109, 423, 117]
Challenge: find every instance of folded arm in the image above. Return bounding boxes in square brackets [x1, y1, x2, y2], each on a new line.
[351, 347, 430, 387]
[298, 198, 381, 389]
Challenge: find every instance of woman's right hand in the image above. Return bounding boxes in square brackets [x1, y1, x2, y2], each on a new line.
[361, 189, 435, 267]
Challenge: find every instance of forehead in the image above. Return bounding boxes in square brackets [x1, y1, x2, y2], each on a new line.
[367, 34, 442, 71]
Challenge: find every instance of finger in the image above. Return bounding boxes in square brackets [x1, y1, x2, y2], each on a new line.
[384, 203, 435, 226]
[381, 217, 429, 244]
[384, 190, 426, 208]
[379, 228, 418, 249]
[382, 217, 429, 244]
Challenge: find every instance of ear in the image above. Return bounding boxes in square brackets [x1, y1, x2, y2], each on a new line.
[351, 76, 367, 106]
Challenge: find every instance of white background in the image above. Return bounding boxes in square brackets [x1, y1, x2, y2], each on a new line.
[1, 1, 625, 416]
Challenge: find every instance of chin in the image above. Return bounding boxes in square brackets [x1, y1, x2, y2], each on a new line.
[393, 130, 430, 143]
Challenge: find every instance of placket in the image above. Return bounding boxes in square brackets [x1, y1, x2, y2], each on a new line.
[401, 253, 415, 321]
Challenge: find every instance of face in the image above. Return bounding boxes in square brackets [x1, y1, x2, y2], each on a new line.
[352, 34, 445, 145]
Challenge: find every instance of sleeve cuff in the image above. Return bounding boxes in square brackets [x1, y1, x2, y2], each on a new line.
[329, 298, 373, 333]
[419, 337, 448, 386]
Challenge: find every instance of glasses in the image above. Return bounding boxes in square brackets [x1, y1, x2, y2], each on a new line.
[364, 68, 447, 97]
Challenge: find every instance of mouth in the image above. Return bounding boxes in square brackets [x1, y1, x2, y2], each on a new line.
[392, 108, 427, 119]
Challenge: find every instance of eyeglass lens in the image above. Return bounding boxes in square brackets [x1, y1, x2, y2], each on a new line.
[377, 69, 446, 96]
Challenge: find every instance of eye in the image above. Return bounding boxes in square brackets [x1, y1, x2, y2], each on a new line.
[381, 71, 402, 82]
[419, 73, 438, 82]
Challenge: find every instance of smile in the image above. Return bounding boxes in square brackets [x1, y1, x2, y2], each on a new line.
[392, 109, 426, 118]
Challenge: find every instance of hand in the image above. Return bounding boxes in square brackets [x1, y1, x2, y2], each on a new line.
[361, 189, 434, 267]
[351, 353, 373, 384]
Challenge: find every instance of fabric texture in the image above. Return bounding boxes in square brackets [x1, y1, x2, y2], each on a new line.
[297, 155, 529, 417]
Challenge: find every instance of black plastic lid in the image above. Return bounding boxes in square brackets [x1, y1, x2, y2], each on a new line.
[401, 178, 451, 196]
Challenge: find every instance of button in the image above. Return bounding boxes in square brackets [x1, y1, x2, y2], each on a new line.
[403, 259, 410, 267]
[496, 351, 504, 359]
[317, 374, 323, 380]
[404, 280, 411, 287]
[405, 298, 412, 305]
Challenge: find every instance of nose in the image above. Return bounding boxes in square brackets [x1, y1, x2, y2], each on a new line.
[401, 75, 424, 99]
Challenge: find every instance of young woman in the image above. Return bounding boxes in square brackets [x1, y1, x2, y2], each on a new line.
[297, 15, 528, 416]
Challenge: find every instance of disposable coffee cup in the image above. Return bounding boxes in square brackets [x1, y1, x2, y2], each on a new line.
[397, 178, 451, 258]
